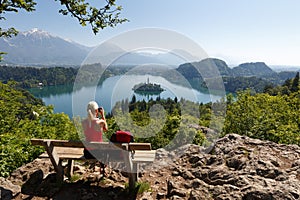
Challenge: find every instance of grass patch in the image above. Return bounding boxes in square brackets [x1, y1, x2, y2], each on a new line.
[124, 181, 151, 195]
[136, 181, 151, 194]
[69, 174, 81, 182]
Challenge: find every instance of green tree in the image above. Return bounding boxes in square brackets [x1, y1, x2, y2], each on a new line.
[264, 72, 300, 96]
[0, 82, 78, 177]
[0, 0, 127, 60]
[223, 90, 300, 145]
[291, 72, 299, 93]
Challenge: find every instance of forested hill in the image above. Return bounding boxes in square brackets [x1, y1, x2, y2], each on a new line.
[176, 58, 233, 78]
[176, 58, 298, 92]
[0, 58, 298, 93]
[0, 63, 133, 88]
[232, 62, 276, 77]
[0, 65, 77, 88]
[177, 58, 296, 81]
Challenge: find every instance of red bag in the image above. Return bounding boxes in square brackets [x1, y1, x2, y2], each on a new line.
[110, 130, 134, 143]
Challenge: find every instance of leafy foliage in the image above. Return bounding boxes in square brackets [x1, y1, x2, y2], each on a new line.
[0, 81, 78, 177]
[264, 72, 300, 95]
[223, 76, 272, 93]
[56, 0, 128, 34]
[0, 0, 126, 36]
[106, 97, 210, 150]
[223, 90, 300, 145]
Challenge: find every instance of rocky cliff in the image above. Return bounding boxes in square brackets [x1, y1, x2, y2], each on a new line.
[1, 134, 300, 200]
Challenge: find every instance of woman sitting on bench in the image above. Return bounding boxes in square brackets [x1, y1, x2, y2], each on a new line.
[82, 101, 108, 176]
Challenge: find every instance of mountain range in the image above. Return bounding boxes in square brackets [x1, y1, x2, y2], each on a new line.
[0, 29, 92, 65]
[1, 29, 300, 76]
[0, 29, 189, 66]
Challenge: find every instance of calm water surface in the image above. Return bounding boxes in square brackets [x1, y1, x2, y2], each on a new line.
[29, 75, 224, 118]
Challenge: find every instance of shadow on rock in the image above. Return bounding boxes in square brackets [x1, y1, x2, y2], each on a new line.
[21, 170, 137, 199]
[53, 181, 134, 200]
[1, 187, 13, 200]
[21, 169, 60, 197]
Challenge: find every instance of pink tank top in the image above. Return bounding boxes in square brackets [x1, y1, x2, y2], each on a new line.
[82, 118, 103, 144]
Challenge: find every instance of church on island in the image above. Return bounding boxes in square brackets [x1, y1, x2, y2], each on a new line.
[132, 78, 164, 93]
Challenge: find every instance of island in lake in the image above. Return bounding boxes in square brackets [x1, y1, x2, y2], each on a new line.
[132, 78, 164, 94]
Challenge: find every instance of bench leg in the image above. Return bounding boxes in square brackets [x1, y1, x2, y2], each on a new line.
[128, 163, 138, 190]
[44, 141, 64, 182]
[56, 160, 64, 182]
[65, 159, 74, 178]
[122, 149, 136, 190]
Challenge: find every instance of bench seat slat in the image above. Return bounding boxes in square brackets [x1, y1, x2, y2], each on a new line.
[38, 148, 156, 163]
[84, 142, 123, 150]
[39, 153, 156, 163]
[54, 147, 84, 154]
[51, 141, 84, 148]
[31, 139, 84, 147]
[127, 143, 152, 151]
[85, 142, 152, 151]
[58, 154, 85, 159]
[132, 158, 155, 163]
[132, 150, 156, 163]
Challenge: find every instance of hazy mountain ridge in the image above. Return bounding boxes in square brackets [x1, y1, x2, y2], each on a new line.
[0, 29, 92, 65]
[232, 62, 277, 77]
[178, 58, 297, 81]
[177, 59, 278, 77]
[176, 58, 298, 92]
[0, 29, 189, 66]
[1, 29, 299, 92]
[1, 29, 300, 72]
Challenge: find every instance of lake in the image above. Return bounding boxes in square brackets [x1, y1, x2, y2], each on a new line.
[29, 75, 224, 119]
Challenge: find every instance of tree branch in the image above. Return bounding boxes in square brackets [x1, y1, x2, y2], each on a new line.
[0, 0, 127, 61]
[57, 0, 128, 34]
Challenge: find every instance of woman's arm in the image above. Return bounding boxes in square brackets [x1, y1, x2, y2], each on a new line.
[98, 119, 108, 131]
[98, 107, 108, 131]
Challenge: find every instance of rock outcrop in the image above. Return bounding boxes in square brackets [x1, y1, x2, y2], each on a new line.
[1, 134, 300, 200]
[141, 134, 300, 199]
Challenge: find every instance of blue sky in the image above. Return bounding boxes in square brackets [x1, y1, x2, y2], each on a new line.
[2, 0, 300, 66]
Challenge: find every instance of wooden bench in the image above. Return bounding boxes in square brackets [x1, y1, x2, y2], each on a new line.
[30, 139, 156, 190]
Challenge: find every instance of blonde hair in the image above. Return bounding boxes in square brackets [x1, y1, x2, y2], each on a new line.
[86, 101, 99, 127]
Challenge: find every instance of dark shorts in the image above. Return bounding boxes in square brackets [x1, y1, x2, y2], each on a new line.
[84, 149, 106, 168]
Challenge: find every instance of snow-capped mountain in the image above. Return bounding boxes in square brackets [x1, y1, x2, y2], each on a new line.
[0, 28, 192, 66]
[22, 28, 52, 38]
[0, 29, 92, 65]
